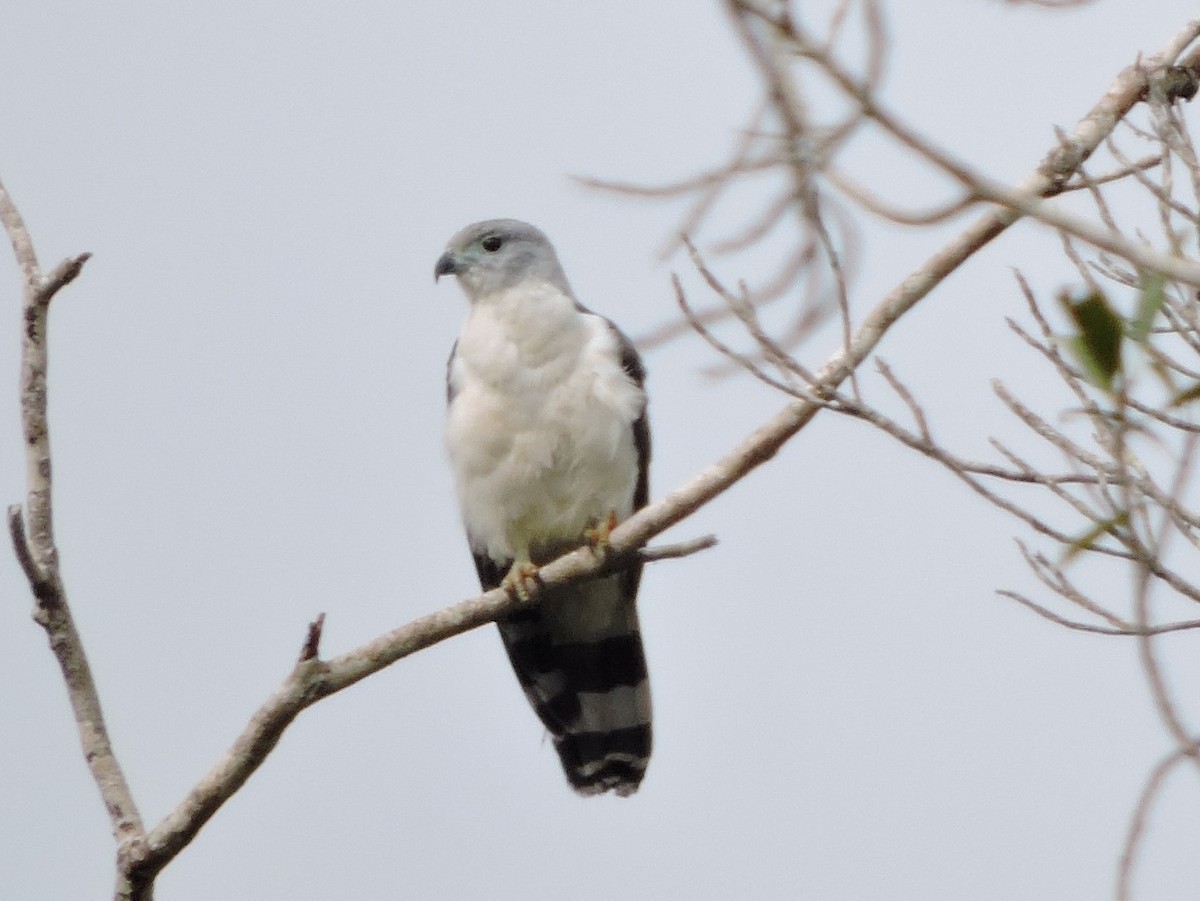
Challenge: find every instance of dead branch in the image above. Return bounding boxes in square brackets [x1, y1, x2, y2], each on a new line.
[0, 176, 147, 900]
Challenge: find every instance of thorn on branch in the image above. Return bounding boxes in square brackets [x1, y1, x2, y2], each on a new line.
[299, 613, 326, 663]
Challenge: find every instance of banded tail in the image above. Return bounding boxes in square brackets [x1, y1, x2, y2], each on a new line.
[485, 559, 652, 796]
[498, 580, 652, 795]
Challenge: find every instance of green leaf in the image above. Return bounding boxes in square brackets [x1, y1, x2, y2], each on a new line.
[1063, 510, 1129, 562]
[1129, 273, 1166, 343]
[1060, 290, 1123, 391]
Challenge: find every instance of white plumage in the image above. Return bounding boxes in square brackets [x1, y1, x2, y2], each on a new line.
[436, 219, 653, 795]
[446, 286, 642, 565]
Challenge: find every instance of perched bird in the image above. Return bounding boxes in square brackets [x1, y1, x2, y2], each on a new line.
[436, 219, 652, 796]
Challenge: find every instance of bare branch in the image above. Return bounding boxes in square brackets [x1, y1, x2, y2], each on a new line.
[827, 169, 977, 225]
[996, 590, 1200, 636]
[40, 251, 93, 303]
[1117, 743, 1198, 901]
[709, 189, 795, 254]
[672, 275, 805, 398]
[682, 239, 822, 386]
[874, 359, 931, 442]
[0, 178, 149, 901]
[754, 7, 1200, 285]
[1009, 271, 1095, 411]
[638, 534, 719, 561]
[0, 176, 40, 287]
[128, 525, 724, 883]
[1131, 433, 1200, 773]
[135, 534, 705, 878]
[1059, 153, 1163, 192]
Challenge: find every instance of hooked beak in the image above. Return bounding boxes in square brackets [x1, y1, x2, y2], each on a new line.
[434, 251, 462, 281]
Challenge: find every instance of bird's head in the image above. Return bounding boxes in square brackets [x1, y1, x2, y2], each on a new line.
[434, 219, 572, 300]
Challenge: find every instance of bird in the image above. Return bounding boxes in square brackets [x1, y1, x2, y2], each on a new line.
[435, 219, 652, 796]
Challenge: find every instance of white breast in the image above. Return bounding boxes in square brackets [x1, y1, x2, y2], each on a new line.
[446, 284, 644, 564]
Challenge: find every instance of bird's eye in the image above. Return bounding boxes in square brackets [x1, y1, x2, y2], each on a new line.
[481, 235, 503, 253]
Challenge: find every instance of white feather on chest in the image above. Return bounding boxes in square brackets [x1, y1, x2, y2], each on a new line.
[446, 283, 644, 564]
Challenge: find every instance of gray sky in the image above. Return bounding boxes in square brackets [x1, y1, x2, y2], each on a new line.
[1, 2, 1198, 898]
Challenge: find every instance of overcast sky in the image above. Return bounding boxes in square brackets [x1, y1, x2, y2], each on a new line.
[1, 2, 1198, 899]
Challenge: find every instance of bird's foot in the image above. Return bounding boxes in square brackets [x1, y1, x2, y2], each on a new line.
[502, 559, 543, 602]
[584, 511, 620, 561]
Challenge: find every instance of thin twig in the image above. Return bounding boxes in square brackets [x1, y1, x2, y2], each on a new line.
[1117, 743, 1197, 901]
[996, 590, 1200, 635]
[638, 534, 719, 561]
[1060, 153, 1163, 191]
[756, 6, 1200, 286]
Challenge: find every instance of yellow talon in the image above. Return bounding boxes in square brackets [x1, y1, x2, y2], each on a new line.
[584, 511, 620, 557]
[502, 559, 542, 601]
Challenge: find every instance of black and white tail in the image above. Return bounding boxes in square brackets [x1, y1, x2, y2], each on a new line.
[494, 571, 652, 796]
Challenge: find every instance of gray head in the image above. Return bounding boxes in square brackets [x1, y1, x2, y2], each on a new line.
[434, 219, 573, 300]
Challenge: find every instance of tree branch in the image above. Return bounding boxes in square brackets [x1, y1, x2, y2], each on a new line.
[1117, 742, 1197, 901]
[0, 176, 148, 900]
[10, 9, 1198, 898]
[133, 534, 711, 878]
[741, 3, 1200, 285]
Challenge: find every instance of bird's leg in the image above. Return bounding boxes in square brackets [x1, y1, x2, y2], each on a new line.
[502, 557, 543, 602]
[584, 510, 620, 561]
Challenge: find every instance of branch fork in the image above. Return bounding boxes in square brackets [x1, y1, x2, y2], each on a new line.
[6, 11, 1200, 899]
